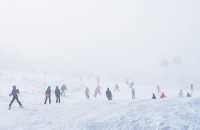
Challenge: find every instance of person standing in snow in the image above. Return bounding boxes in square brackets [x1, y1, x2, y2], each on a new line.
[156, 85, 161, 94]
[114, 84, 120, 92]
[186, 92, 192, 97]
[55, 86, 61, 103]
[178, 89, 184, 97]
[190, 84, 194, 95]
[61, 84, 67, 96]
[131, 87, 135, 100]
[8, 85, 23, 110]
[44, 86, 51, 104]
[94, 86, 101, 98]
[106, 88, 112, 101]
[85, 87, 90, 99]
[127, 81, 135, 100]
[152, 93, 156, 99]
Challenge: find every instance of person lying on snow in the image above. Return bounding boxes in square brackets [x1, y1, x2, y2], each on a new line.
[9, 85, 23, 110]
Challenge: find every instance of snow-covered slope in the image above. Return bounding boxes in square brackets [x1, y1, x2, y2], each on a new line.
[1, 96, 200, 130]
[0, 72, 199, 130]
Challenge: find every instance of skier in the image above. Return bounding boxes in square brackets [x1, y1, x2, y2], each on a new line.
[106, 88, 112, 101]
[8, 85, 23, 110]
[152, 93, 156, 99]
[186, 92, 192, 97]
[160, 92, 167, 99]
[55, 86, 61, 103]
[178, 89, 184, 97]
[61, 84, 67, 96]
[44, 86, 51, 104]
[131, 87, 135, 99]
[85, 87, 90, 99]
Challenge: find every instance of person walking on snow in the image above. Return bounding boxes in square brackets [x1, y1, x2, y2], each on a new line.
[55, 86, 61, 103]
[44, 86, 51, 104]
[85, 87, 90, 99]
[106, 88, 112, 101]
[9, 85, 23, 110]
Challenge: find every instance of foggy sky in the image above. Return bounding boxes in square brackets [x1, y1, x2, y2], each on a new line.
[0, 0, 200, 85]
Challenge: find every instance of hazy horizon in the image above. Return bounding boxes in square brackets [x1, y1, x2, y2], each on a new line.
[0, 0, 200, 85]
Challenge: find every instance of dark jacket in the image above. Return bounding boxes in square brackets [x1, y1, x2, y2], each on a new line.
[152, 93, 156, 99]
[10, 87, 19, 97]
[106, 88, 112, 100]
[45, 87, 51, 96]
[55, 87, 61, 97]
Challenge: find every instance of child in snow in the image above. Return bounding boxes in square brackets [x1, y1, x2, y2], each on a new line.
[106, 88, 112, 101]
[44, 86, 51, 104]
[9, 85, 23, 110]
[160, 92, 167, 99]
[55, 86, 61, 103]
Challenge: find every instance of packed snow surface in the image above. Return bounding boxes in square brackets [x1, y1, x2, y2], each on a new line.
[0, 73, 199, 130]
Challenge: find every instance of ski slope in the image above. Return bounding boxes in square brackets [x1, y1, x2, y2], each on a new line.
[1, 96, 200, 130]
[0, 72, 200, 130]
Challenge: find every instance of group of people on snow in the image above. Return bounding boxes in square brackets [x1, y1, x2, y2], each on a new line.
[44, 85, 67, 104]
[8, 84, 67, 110]
[8, 82, 196, 110]
[178, 84, 194, 98]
